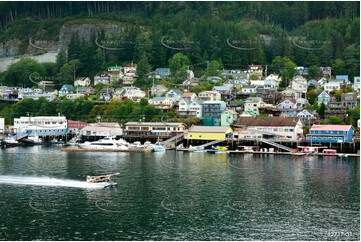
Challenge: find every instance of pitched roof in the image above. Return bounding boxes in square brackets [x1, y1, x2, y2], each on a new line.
[188, 125, 232, 133]
[182, 92, 196, 98]
[310, 125, 352, 131]
[234, 117, 300, 127]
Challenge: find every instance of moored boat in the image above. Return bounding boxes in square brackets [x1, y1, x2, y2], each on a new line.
[77, 136, 129, 150]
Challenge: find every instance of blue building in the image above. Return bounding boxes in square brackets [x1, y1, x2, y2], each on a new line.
[202, 101, 227, 126]
[306, 125, 354, 144]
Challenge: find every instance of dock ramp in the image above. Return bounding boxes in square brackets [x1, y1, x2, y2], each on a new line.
[259, 138, 293, 152]
[198, 138, 229, 148]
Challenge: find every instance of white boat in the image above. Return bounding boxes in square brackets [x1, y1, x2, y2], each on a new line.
[129, 141, 144, 148]
[77, 136, 129, 150]
[152, 144, 166, 152]
[22, 135, 44, 145]
[2, 137, 19, 147]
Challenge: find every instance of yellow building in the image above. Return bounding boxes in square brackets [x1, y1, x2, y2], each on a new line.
[185, 125, 233, 140]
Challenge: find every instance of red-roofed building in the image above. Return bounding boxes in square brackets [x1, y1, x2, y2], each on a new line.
[67, 120, 89, 134]
[306, 124, 354, 144]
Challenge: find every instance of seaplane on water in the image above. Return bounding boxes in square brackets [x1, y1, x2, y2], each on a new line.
[86, 173, 120, 187]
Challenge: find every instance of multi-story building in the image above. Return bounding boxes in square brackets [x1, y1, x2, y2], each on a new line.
[306, 124, 354, 144]
[184, 125, 233, 141]
[202, 101, 227, 126]
[341, 92, 358, 109]
[198, 90, 221, 101]
[13, 116, 68, 137]
[123, 122, 185, 139]
[244, 97, 265, 115]
[233, 116, 303, 140]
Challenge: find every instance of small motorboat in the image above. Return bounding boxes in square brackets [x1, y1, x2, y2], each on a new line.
[152, 144, 166, 152]
[86, 173, 120, 185]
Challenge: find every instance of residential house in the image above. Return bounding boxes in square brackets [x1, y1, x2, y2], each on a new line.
[177, 99, 202, 118]
[76, 86, 95, 95]
[281, 89, 301, 100]
[99, 88, 114, 101]
[121, 76, 136, 85]
[198, 90, 221, 101]
[184, 125, 233, 141]
[325, 100, 347, 121]
[256, 87, 279, 105]
[335, 75, 350, 84]
[297, 110, 317, 126]
[277, 99, 298, 117]
[206, 76, 222, 83]
[121, 87, 146, 102]
[307, 79, 320, 88]
[148, 96, 173, 110]
[306, 124, 354, 144]
[221, 70, 247, 80]
[148, 68, 171, 79]
[317, 91, 332, 105]
[241, 85, 257, 94]
[66, 93, 85, 100]
[320, 67, 332, 77]
[202, 101, 227, 126]
[181, 92, 197, 101]
[250, 80, 265, 87]
[244, 97, 265, 115]
[324, 81, 341, 92]
[291, 75, 307, 96]
[151, 84, 167, 97]
[341, 92, 358, 109]
[108, 65, 122, 74]
[123, 122, 185, 139]
[221, 109, 238, 126]
[123, 63, 137, 75]
[74, 77, 91, 87]
[212, 84, 233, 97]
[233, 116, 304, 140]
[352, 77, 360, 92]
[264, 79, 278, 89]
[182, 78, 199, 89]
[295, 66, 308, 75]
[247, 64, 263, 76]
[59, 85, 75, 96]
[94, 73, 111, 85]
[165, 89, 183, 103]
[229, 100, 244, 113]
[296, 98, 309, 109]
[80, 122, 123, 138]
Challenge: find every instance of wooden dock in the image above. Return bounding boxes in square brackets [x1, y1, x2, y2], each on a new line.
[61, 147, 153, 152]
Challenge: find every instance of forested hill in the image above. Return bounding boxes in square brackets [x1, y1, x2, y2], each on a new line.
[0, 1, 359, 80]
[0, 1, 359, 30]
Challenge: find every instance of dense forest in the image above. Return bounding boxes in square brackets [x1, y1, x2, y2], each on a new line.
[0, 1, 359, 86]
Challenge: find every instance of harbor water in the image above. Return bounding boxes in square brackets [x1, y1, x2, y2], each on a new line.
[0, 146, 359, 240]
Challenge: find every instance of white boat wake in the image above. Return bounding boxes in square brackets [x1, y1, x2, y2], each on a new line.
[0, 175, 113, 189]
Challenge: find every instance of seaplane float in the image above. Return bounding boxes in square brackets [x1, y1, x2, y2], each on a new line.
[86, 172, 120, 187]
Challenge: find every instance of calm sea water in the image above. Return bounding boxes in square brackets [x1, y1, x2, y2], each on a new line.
[0, 146, 359, 241]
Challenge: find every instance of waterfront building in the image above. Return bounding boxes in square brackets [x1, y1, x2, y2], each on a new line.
[221, 109, 238, 126]
[184, 125, 233, 141]
[306, 124, 354, 144]
[124, 122, 185, 139]
[67, 120, 89, 135]
[13, 116, 68, 137]
[233, 116, 303, 140]
[80, 122, 122, 138]
[202, 100, 227, 126]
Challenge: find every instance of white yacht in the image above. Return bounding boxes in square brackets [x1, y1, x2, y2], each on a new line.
[77, 137, 129, 150]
